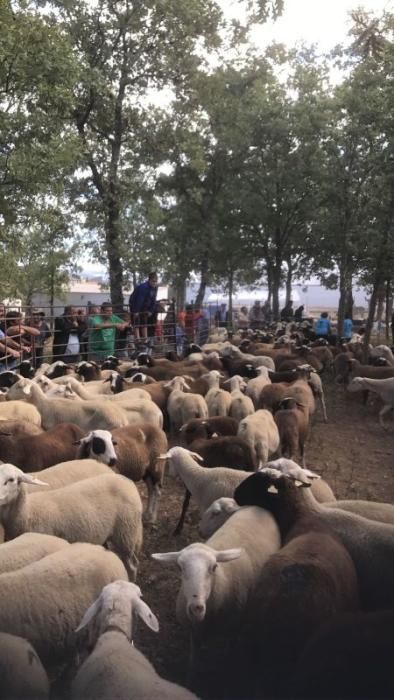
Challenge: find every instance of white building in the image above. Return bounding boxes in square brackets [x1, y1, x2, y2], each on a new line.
[31, 281, 169, 314]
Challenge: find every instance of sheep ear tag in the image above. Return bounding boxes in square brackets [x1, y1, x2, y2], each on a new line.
[267, 484, 279, 494]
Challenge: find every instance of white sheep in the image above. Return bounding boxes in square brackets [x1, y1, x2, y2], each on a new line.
[0, 464, 143, 581]
[165, 376, 208, 434]
[25, 459, 112, 493]
[7, 378, 130, 431]
[152, 506, 280, 666]
[237, 409, 280, 468]
[204, 370, 232, 417]
[245, 365, 271, 407]
[52, 374, 151, 402]
[0, 543, 128, 667]
[226, 375, 255, 421]
[348, 376, 394, 428]
[298, 364, 328, 422]
[0, 400, 42, 426]
[370, 345, 394, 367]
[72, 581, 198, 700]
[0, 632, 50, 699]
[261, 459, 321, 486]
[0, 532, 69, 575]
[163, 446, 252, 516]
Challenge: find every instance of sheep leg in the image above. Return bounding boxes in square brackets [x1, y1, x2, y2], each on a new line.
[173, 489, 191, 535]
[319, 392, 328, 422]
[362, 389, 369, 406]
[124, 552, 139, 582]
[379, 404, 393, 430]
[145, 475, 161, 524]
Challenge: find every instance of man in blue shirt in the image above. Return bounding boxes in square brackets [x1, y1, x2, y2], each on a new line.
[342, 314, 353, 341]
[314, 312, 331, 338]
[129, 272, 158, 342]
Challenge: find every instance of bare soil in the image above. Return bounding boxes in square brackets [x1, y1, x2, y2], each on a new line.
[135, 383, 394, 698]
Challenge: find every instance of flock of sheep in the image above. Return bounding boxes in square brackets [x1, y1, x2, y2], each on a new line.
[0, 322, 393, 700]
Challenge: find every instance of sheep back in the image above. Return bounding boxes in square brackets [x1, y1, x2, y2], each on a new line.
[0, 632, 49, 700]
[0, 533, 69, 575]
[0, 543, 128, 665]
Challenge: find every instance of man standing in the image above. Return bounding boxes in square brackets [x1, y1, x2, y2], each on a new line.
[88, 302, 128, 360]
[54, 306, 87, 363]
[128, 272, 159, 343]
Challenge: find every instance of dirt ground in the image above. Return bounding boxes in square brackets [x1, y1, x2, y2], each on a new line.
[134, 382, 394, 699]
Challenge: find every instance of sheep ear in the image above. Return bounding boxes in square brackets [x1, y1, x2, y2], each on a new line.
[158, 452, 170, 460]
[72, 440, 82, 445]
[75, 596, 102, 633]
[211, 432, 219, 438]
[267, 484, 279, 494]
[188, 451, 203, 462]
[134, 598, 159, 633]
[19, 474, 49, 487]
[103, 377, 111, 383]
[216, 548, 243, 563]
[294, 480, 311, 488]
[22, 383, 32, 396]
[136, 429, 146, 443]
[151, 551, 180, 564]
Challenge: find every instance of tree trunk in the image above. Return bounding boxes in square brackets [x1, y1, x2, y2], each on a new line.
[386, 280, 392, 342]
[174, 277, 186, 310]
[376, 283, 386, 341]
[337, 259, 352, 343]
[195, 256, 209, 307]
[266, 261, 272, 304]
[363, 280, 380, 360]
[105, 195, 124, 312]
[228, 267, 234, 328]
[285, 259, 293, 306]
[271, 257, 282, 321]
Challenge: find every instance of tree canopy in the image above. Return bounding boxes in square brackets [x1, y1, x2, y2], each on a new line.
[0, 0, 393, 336]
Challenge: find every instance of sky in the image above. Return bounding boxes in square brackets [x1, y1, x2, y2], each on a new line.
[227, 0, 394, 51]
[84, 0, 393, 278]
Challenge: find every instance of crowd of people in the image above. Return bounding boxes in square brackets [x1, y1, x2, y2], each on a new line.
[2, 276, 392, 369]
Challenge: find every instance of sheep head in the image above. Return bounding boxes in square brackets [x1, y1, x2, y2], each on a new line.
[75, 580, 159, 641]
[152, 543, 242, 622]
[0, 463, 48, 505]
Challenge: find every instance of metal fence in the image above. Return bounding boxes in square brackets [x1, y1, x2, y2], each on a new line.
[0, 301, 177, 369]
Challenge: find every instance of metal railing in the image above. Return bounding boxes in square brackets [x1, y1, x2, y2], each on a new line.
[0, 302, 177, 369]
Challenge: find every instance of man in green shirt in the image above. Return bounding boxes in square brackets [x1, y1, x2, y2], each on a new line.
[88, 302, 129, 360]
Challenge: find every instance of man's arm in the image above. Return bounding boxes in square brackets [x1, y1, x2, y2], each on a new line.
[7, 324, 40, 337]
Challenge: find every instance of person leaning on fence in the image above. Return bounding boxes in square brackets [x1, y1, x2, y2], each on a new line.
[29, 309, 52, 368]
[54, 306, 87, 363]
[88, 302, 129, 361]
[128, 272, 159, 342]
[0, 327, 22, 370]
[5, 310, 40, 358]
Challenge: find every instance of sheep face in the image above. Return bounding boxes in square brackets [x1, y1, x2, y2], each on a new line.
[76, 580, 159, 640]
[45, 361, 69, 379]
[18, 360, 35, 378]
[107, 372, 123, 394]
[234, 470, 304, 512]
[101, 356, 120, 370]
[151, 543, 242, 622]
[199, 498, 239, 539]
[76, 430, 117, 466]
[0, 371, 20, 388]
[0, 464, 48, 505]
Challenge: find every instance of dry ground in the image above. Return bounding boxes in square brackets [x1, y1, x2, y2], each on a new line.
[134, 382, 394, 698]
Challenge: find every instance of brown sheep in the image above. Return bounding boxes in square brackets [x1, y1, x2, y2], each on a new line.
[273, 397, 309, 465]
[179, 416, 239, 444]
[0, 423, 85, 471]
[234, 472, 359, 699]
[76, 424, 168, 522]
